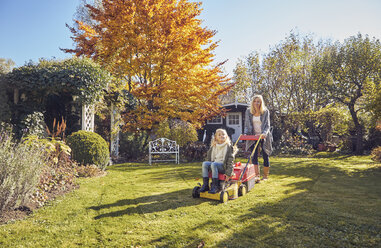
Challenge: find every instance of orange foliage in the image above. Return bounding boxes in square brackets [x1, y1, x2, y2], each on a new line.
[65, 0, 232, 131]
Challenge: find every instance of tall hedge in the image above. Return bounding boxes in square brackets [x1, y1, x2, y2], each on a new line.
[67, 131, 110, 170]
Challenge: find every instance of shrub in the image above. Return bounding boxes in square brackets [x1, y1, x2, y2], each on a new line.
[183, 141, 208, 162]
[0, 81, 11, 123]
[0, 132, 47, 212]
[277, 132, 314, 155]
[365, 127, 381, 151]
[119, 131, 149, 160]
[75, 164, 104, 178]
[285, 106, 350, 145]
[23, 136, 77, 206]
[155, 119, 198, 147]
[0, 122, 13, 134]
[371, 146, 381, 162]
[19, 111, 47, 138]
[66, 130, 110, 170]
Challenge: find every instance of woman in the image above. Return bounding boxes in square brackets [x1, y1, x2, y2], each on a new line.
[244, 95, 273, 181]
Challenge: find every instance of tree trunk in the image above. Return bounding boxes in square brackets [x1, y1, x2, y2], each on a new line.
[349, 104, 364, 155]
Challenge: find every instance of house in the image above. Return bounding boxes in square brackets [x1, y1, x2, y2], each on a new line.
[200, 101, 248, 145]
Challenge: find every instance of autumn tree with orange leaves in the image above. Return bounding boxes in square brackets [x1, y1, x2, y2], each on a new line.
[64, 0, 231, 132]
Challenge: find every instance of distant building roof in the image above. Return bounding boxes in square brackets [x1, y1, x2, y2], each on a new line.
[222, 102, 248, 108]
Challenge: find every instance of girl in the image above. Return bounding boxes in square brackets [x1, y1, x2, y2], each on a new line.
[244, 95, 273, 180]
[200, 128, 236, 194]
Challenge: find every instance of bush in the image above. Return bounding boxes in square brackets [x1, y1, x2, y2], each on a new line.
[75, 164, 104, 178]
[23, 136, 77, 206]
[66, 131, 110, 170]
[119, 131, 149, 160]
[0, 132, 47, 212]
[284, 106, 350, 145]
[155, 119, 198, 147]
[277, 132, 314, 155]
[183, 141, 208, 162]
[0, 122, 13, 134]
[19, 111, 47, 138]
[0, 81, 11, 123]
[371, 146, 381, 162]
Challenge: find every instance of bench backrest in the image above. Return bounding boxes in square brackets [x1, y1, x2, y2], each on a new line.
[149, 138, 179, 165]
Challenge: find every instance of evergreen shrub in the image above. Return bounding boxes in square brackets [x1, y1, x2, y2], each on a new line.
[119, 131, 149, 160]
[66, 130, 110, 170]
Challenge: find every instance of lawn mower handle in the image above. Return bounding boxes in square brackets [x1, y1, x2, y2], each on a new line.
[238, 134, 263, 181]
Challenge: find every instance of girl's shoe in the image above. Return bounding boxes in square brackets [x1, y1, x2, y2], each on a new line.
[200, 177, 210, 192]
[208, 178, 219, 194]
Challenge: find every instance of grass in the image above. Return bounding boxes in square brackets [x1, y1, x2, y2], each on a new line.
[0, 154, 380, 247]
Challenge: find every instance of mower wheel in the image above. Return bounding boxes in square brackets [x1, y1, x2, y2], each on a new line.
[192, 186, 201, 198]
[220, 191, 229, 203]
[238, 184, 247, 197]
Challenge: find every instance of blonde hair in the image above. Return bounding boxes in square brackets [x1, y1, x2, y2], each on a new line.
[250, 95, 267, 115]
[210, 128, 231, 147]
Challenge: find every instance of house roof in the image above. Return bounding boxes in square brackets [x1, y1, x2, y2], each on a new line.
[222, 102, 248, 108]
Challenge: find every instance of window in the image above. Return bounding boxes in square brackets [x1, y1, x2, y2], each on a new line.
[228, 114, 239, 125]
[207, 116, 222, 124]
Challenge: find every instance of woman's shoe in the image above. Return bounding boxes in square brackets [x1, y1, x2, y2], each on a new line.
[262, 167, 270, 181]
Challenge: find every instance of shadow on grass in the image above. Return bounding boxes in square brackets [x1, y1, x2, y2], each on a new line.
[93, 156, 380, 247]
[215, 190, 380, 247]
[212, 158, 381, 247]
[89, 188, 206, 220]
[108, 162, 202, 183]
[264, 156, 380, 179]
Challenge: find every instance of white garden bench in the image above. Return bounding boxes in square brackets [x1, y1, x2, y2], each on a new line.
[149, 138, 179, 165]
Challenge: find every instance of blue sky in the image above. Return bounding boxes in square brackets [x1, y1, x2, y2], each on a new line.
[1, 0, 381, 76]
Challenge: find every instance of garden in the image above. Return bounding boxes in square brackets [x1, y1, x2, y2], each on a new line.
[1, 0, 381, 247]
[0, 154, 380, 247]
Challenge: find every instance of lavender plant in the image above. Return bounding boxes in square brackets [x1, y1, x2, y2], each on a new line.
[0, 131, 47, 211]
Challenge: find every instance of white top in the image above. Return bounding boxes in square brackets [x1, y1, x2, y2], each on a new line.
[252, 115, 262, 135]
[211, 143, 228, 163]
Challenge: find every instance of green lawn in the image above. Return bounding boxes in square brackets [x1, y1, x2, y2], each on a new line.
[1, 154, 380, 247]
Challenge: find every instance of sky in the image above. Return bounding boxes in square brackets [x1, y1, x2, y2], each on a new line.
[1, 0, 381, 76]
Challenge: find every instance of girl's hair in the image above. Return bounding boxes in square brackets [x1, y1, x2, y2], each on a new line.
[250, 94, 267, 115]
[210, 128, 231, 147]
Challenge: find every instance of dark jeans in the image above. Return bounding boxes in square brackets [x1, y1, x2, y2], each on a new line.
[251, 140, 270, 167]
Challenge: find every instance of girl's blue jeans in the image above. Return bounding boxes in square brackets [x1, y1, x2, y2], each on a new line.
[202, 161, 225, 178]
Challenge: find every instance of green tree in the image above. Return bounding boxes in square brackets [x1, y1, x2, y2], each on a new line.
[233, 31, 330, 140]
[312, 34, 381, 154]
[232, 52, 262, 103]
[233, 32, 329, 114]
[0, 58, 15, 74]
[261, 32, 328, 114]
[0, 58, 15, 123]
[363, 71, 381, 126]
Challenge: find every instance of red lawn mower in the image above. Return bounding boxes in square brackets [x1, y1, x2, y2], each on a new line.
[192, 134, 262, 203]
